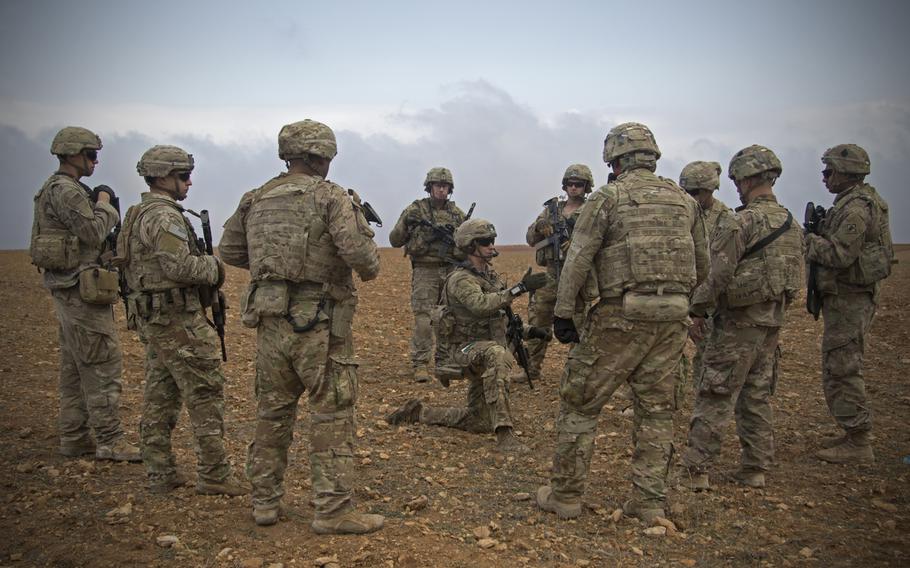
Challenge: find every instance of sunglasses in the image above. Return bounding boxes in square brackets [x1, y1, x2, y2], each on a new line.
[822, 169, 833, 179]
[565, 180, 586, 188]
[475, 237, 495, 246]
[175, 172, 192, 182]
[685, 188, 700, 196]
[83, 149, 98, 161]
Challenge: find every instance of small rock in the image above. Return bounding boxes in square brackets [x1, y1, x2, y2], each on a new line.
[609, 508, 622, 523]
[314, 556, 339, 567]
[10, 553, 23, 561]
[18, 428, 32, 439]
[631, 546, 644, 556]
[106, 502, 133, 517]
[576, 560, 591, 567]
[654, 516, 677, 533]
[883, 520, 897, 530]
[473, 526, 491, 539]
[240, 559, 264, 568]
[46, 467, 61, 478]
[15, 463, 33, 474]
[477, 538, 498, 549]
[770, 535, 786, 545]
[406, 495, 429, 511]
[267, 564, 285, 568]
[360, 458, 373, 466]
[643, 526, 667, 537]
[513, 492, 531, 501]
[215, 547, 232, 560]
[378, 452, 390, 460]
[156, 535, 180, 548]
[872, 498, 898, 513]
[680, 560, 696, 567]
[799, 547, 813, 558]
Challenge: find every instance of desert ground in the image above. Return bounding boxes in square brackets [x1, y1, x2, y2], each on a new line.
[0, 245, 907, 567]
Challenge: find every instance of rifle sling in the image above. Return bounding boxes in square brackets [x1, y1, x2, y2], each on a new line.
[742, 211, 793, 259]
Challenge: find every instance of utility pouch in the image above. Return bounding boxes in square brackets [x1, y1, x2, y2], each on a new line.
[330, 294, 358, 338]
[843, 243, 892, 286]
[78, 268, 119, 305]
[328, 354, 359, 408]
[621, 291, 689, 322]
[30, 232, 80, 271]
[240, 280, 289, 328]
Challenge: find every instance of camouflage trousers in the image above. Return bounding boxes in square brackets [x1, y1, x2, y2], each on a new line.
[50, 286, 124, 448]
[682, 314, 780, 474]
[409, 262, 450, 367]
[420, 341, 514, 433]
[549, 300, 685, 507]
[526, 274, 589, 379]
[821, 292, 876, 435]
[688, 315, 716, 394]
[247, 288, 361, 515]
[138, 308, 229, 484]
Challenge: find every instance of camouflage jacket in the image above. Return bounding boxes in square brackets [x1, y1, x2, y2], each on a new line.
[555, 168, 708, 319]
[30, 172, 119, 290]
[118, 192, 220, 292]
[702, 197, 734, 243]
[440, 263, 513, 346]
[389, 198, 466, 264]
[526, 197, 586, 272]
[690, 195, 804, 327]
[806, 183, 893, 296]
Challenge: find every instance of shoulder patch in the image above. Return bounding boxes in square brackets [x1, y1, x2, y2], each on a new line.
[166, 222, 188, 241]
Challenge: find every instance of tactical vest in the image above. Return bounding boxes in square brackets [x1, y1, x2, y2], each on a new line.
[819, 184, 893, 288]
[29, 174, 100, 271]
[724, 199, 803, 308]
[405, 199, 465, 263]
[245, 174, 352, 287]
[437, 267, 508, 347]
[594, 174, 697, 297]
[703, 200, 731, 242]
[117, 196, 201, 293]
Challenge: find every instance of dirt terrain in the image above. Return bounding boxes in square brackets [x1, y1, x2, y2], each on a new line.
[0, 245, 907, 568]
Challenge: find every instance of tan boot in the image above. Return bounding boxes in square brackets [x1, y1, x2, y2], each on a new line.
[731, 470, 766, 488]
[682, 471, 710, 492]
[95, 438, 142, 462]
[413, 365, 431, 383]
[509, 368, 529, 384]
[820, 433, 848, 449]
[311, 509, 384, 535]
[816, 432, 875, 464]
[252, 504, 282, 527]
[536, 486, 581, 519]
[149, 472, 190, 494]
[495, 427, 529, 454]
[623, 499, 666, 524]
[386, 399, 424, 425]
[196, 476, 250, 496]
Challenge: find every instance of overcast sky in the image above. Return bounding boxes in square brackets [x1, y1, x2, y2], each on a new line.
[2, 0, 908, 248]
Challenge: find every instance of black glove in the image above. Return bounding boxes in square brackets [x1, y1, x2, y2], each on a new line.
[510, 268, 550, 297]
[553, 317, 579, 344]
[92, 184, 117, 202]
[527, 326, 552, 341]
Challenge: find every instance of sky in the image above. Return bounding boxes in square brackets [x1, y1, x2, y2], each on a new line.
[1, 0, 908, 248]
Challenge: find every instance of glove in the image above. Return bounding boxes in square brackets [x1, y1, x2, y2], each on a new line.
[521, 268, 549, 292]
[92, 184, 117, 202]
[214, 257, 226, 289]
[404, 209, 421, 228]
[526, 326, 552, 341]
[553, 317, 579, 344]
[536, 219, 554, 238]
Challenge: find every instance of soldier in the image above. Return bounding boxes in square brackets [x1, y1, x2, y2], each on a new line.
[220, 120, 384, 533]
[807, 144, 892, 464]
[682, 145, 804, 491]
[517, 164, 593, 384]
[388, 167, 467, 383]
[29, 126, 140, 462]
[536, 122, 708, 523]
[679, 161, 733, 384]
[386, 219, 549, 452]
[117, 145, 246, 496]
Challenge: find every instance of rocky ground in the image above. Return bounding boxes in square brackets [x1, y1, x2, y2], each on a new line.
[0, 245, 907, 568]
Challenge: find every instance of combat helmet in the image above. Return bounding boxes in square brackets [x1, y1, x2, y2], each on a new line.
[603, 122, 661, 163]
[679, 161, 722, 192]
[278, 119, 338, 161]
[562, 163, 594, 193]
[728, 145, 782, 181]
[454, 218, 496, 253]
[424, 167, 455, 192]
[137, 145, 195, 177]
[50, 126, 102, 156]
[822, 144, 870, 175]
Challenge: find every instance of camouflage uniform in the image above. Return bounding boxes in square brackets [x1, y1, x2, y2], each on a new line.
[806, 145, 892, 460]
[416, 265, 516, 431]
[683, 146, 804, 483]
[118, 147, 233, 488]
[29, 127, 128, 456]
[220, 120, 380, 523]
[542, 123, 708, 518]
[389, 172, 466, 375]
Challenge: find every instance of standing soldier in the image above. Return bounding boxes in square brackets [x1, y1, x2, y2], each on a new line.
[388, 167, 467, 383]
[118, 145, 246, 496]
[682, 145, 804, 491]
[808, 144, 892, 464]
[678, 161, 733, 384]
[517, 164, 593, 384]
[536, 123, 707, 522]
[386, 219, 548, 452]
[220, 120, 384, 533]
[29, 126, 140, 462]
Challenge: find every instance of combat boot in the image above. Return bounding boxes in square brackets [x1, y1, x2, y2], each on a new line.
[311, 509, 384, 535]
[623, 499, 666, 524]
[413, 364, 431, 384]
[682, 470, 710, 492]
[252, 503, 283, 527]
[196, 476, 250, 496]
[148, 472, 190, 494]
[536, 486, 581, 519]
[95, 438, 142, 462]
[815, 432, 875, 464]
[386, 399, 424, 425]
[731, 469, 766, 488]
[494, 427, 529, 454]
[509, 368, 529, 384]
[820, 433, 849, 449]
[59, 440, 96, 458]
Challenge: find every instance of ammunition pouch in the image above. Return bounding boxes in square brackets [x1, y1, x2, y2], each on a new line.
[30, 230, 80, 271]
[78, 267, 119, 305]
[841, 242, 892, 286]
[129, 287, 203, 323]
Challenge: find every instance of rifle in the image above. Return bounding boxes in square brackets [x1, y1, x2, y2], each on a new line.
[533, 197, 570, 282]
[414, 201, 475, 263]
[92, 185, 130, 317]
[348, 189, 383, 226]
[187, 209, 228, 361]
[804, 202, 827, 320]
[505, 306, 534, 390]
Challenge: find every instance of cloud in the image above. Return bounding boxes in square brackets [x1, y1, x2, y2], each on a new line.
[2, 84, 908, 252]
